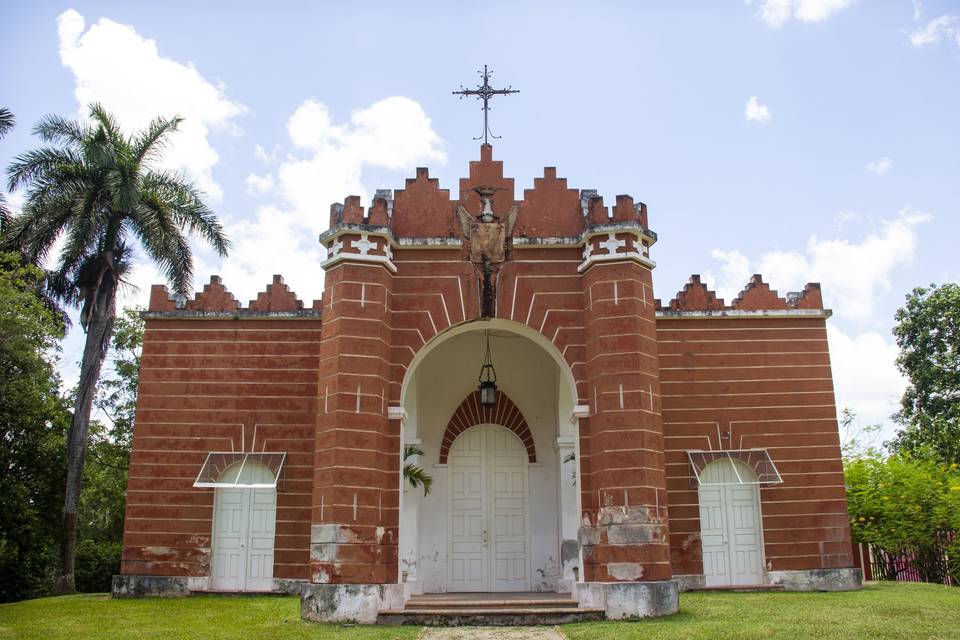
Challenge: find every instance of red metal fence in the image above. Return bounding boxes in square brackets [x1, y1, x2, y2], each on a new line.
[852, 532, 957, 586]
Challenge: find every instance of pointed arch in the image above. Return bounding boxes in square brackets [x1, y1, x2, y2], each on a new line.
[439, 390, 535, 464]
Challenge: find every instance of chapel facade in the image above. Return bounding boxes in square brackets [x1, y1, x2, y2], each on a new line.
[113, 145, 861, 621]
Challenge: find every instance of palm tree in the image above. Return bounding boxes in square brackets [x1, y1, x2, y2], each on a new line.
[4, 103, 230, 593]
[0, 108, 15, 229]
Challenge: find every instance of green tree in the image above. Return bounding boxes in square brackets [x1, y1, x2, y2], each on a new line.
[0, 253, 70, 601]
[4, 104, 230, 593]
[845, 454, 960, 584]
[890, 283, 960, 464]
[75, 307, 144, 592]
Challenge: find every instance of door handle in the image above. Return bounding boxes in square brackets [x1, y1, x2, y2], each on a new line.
[481, 530, 488, 547]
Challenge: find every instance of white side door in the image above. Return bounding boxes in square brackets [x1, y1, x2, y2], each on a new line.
[728, 483, 764, 585]
[211, 461, 277, 591]
[698, 459, 765, 587]
[212, 488, 247, 590]
[245, 487, 277, 591]
[449, 427, 488, 591]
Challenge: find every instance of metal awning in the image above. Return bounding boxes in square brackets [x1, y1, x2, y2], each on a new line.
[687, 449, 782, 487]
[193, 451, 286, 488]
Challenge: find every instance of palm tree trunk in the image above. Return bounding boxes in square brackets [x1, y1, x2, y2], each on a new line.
[53, 283, 117, 594]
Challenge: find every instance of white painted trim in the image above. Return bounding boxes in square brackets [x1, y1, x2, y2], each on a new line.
[388, 406, 407, 422]
[571, 405, 590, 421]
[656, 309, 831, 319]
[320, 252, 397, 273]
[578, 251, 655, 273]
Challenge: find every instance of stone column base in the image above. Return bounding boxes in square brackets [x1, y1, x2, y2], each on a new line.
[575, 580, 679, 619]
[766, 568, 862, 591]
[300, 583, 407, 624]
[111, 575, 189, 598]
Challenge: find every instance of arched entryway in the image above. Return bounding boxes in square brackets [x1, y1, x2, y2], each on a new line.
[448, 424, 530, 592]
[698, 459, 765, 587]
[210, 461, 277, 591]
[397, 320, 581, 595]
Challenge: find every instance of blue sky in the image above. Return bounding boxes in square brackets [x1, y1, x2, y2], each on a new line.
[3, 1, 959, 439]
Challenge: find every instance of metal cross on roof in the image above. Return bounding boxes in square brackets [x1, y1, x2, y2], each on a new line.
[452, 65, 519, 144]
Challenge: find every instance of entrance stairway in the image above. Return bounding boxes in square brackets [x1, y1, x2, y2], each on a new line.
[377, 592, 605, 626]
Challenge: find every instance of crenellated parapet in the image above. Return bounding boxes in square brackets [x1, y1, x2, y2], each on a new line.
[145, 275, 321, 318]
[656, 274, 829, 316]
[319, 145, 656, 273]
[665, 274, 724, 311]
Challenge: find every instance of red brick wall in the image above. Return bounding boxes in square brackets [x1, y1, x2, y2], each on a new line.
[121, 279, 321, 582]
[658, 283, 853, 577]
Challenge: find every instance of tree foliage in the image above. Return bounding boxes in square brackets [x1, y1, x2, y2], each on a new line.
[81, 308, 142, 547]
[845, 454, 960, 584]
[403, 444, 432, 496]
[890, 283, 960, 464]
[0, 253, 70, 602]
[4, 104, 229, 592]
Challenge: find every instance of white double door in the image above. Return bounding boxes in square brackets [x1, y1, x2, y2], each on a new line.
[448, 424, 530, 592]
[211, 465, 277, 591]
[698, 460, 765, 586]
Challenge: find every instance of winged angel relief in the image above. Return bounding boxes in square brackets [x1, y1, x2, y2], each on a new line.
[456, 185, 518, 318]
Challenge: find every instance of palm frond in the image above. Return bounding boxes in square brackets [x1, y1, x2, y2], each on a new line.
[0, 108, 14, 138]
[133, 115, 183, 168]
[403, 463, 433, 496]
[7, 146, 84, 191]
[141, 170, 230, 256]
[33, 113, 90, 147]
[404, 444, 426, 460]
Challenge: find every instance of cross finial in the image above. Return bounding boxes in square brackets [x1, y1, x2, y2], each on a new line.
[452, 65, 519, 144]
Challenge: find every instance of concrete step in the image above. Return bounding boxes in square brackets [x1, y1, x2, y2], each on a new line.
[405, 598, 580, 610]
[686, 584, 786, 593]
[377, 607, 605, 626]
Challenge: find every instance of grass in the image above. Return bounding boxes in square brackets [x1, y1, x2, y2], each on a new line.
[0, 593, 418, 640]
[0, 583, 957, 639]
[565, 582, 960, 640]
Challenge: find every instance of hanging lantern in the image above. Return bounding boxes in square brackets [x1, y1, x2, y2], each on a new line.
[478, 330, 498, 408]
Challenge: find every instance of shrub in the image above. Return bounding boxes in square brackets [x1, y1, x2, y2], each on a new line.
[75, 539, 122, 593]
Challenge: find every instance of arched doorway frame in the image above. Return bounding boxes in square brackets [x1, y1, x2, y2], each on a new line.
[697, 458, 767, 587]
[446, 423, 532, 592]
[397, 318, 583, 591]
[210, 460, 278, 592]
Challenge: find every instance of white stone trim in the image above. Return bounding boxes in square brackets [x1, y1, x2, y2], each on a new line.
[656, 309, 832, 319]
[578, 251, 656, 273]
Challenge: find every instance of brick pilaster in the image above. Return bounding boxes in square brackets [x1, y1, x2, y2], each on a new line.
[310, 261, 398, 584]
[580, 259, 673, 583]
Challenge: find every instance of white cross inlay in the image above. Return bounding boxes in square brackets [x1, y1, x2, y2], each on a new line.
[328, 239, 342, 257]
[352, 233, 376, 255]
[582, 241, 594, 261]
[599, 233, 625, 254]
[384, 242, 393, 261]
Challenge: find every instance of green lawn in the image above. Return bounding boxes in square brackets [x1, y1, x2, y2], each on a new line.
[0, 583, 957, 640]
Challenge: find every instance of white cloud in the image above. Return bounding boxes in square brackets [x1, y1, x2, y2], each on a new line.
[751, 0, 855, 27]
[744, 96, 771, 123]
[705, 207, 931, 324]
[244, 173, 275, 195]
[828, 325, 905, 437]
[909, 14, 960, 48]
[56, 9, 246, 201]
[203, 96, 446, 305]
[277, 96, 446, 234]
[867, 156, 894, 176]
